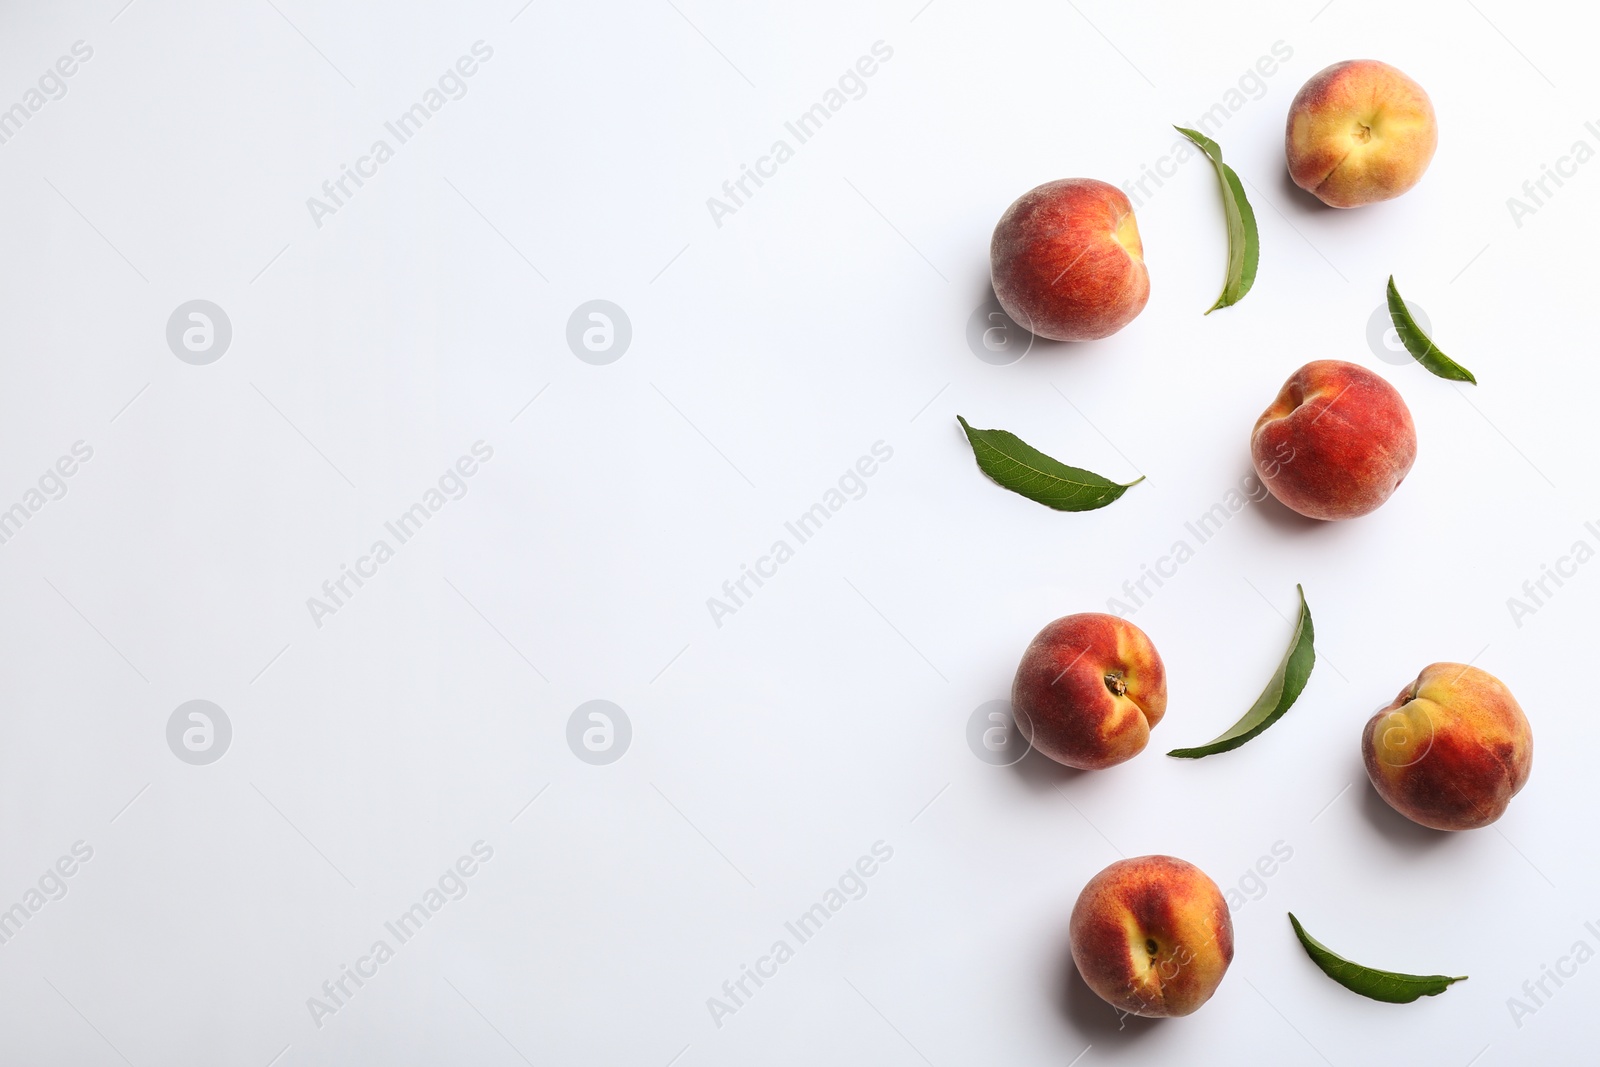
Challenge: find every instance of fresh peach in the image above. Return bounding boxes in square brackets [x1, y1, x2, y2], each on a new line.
[990, 178, 1149, 341]
[1011, 613, 1165, 770]
[1070, 855, 1234, 1018]
[1363, 663, 1532, 831]
[1250, 360, 1416, 521]
[1286, 59, 1438, 208]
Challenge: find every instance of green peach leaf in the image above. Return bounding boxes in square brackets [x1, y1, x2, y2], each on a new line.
[956, 416, 1143, 512]
[1289, 913, 1467, 1003]
[1168, 584, 1314, 758]
[1387, 276, 1477, 384]
[1175, 126, 1259, 313]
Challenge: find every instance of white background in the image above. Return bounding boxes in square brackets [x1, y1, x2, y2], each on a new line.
[0, 0, 1594, 1063]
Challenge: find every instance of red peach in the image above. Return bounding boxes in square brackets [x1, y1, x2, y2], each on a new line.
[1011, 613, 1165, 770]
[1250, 360, 1416, 521]
[1070, 855, 1234, 1018]
[1286, 60, 1438, 208]
[1363, 663, 1532, 831]
[990, 178, 1149, 342]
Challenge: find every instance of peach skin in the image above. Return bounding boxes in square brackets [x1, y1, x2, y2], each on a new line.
[990, 178, 1149, 342]
[1286, 60, 1438, 208]
[1250, 360, 1416, 521]
[1070, 855, 1234, 1018]
[1011, 613, 1165, 770]
[1363, 663, 1532, 831]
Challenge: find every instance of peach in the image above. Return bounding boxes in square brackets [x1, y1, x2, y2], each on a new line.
[1363, 663, 1532, 831]
[1070, 855, 1234, 1018]
[990, 178, 1149, 342]
[1250, 360, 1416, 521]
[1011, 613, 1165, 770]
[1286, 59, 1438, 208]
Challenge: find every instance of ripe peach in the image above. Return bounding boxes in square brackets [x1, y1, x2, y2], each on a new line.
[1070, 855, 1234, 1018]
[1286, 59, 1438, 208]
[1011, 613, 1165, 770]
[1363, 663, 1532, 831]
[1250, 360, 1416, 521]
[990, 178, 1149, 342]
